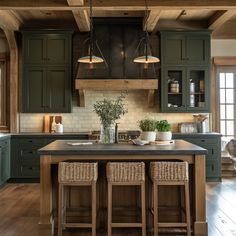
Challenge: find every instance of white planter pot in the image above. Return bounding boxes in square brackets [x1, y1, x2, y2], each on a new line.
[140, 131, 156, 142]
[156, 131, 172, 141]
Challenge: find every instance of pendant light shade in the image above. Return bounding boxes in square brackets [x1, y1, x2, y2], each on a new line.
[133, 55, 160, 64]
[133, 0, 160, 64]
[77, 0, 106, 66]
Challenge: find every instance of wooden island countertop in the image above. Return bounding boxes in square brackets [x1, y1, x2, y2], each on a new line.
[38, 140, 208, 236]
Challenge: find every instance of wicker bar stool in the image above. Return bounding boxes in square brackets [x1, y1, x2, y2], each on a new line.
[106, 162, 146, 236]
[58, 162, 98, 236]
[150, 161, 191, 236]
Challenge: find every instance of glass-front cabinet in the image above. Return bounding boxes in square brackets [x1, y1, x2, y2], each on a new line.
[161, 66, 209, 112]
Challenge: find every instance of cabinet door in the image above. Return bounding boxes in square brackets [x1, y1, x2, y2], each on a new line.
[23, 34, 47, 64]
[162, 34, 186, 65]
[186, 67, 210, 112]
[22, 67, 46, 112]
[186, 35, 210, 64]
[45, 67, 71, 113]
[161, 67, 187, 112]
[0, 139, 10, 185]
[47, 34, 71, 65]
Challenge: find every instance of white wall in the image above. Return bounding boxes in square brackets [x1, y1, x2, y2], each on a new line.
[211, 39, 236, 57]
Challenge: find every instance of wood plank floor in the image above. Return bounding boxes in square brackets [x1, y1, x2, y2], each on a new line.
[0, 178, 236, 236]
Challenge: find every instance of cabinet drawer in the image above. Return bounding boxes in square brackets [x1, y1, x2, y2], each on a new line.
[20, 164, 40, 177]
[19, 148, 40, 161]
[18, 138, 45, 146]
[206, 160, 220, 178]
[185, 138, 218, 146]
[0, 139, 10, 148]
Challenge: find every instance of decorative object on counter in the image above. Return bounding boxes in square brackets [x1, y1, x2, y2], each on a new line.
[138, 118, 156, 142]
[156, 120, 172, 141]
[131, 139, 150, 146]
[93, 93, 128, 144]
[178, 122, 198, 133]
[55, 123, 63, 133]
[193, 114, 208, 133]
[133, 0, 160, 67]
[77, 0, 107, 68]
[48, 116, 63, 133]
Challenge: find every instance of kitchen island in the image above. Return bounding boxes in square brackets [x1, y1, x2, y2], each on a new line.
[38, 140, 208, 236]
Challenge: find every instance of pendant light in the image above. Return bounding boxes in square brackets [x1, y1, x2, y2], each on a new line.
[133, 0, 160, 64]
[77, 0, 104, 64]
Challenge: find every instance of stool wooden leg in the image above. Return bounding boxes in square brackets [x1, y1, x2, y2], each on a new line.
[185, 182, 191, 236]
[58, 183, 63, 236]
[153, 183, 158, 236]
[92, 182, 97, 236]
[141, 182, 146, 236]
[108, 182, 112, 236]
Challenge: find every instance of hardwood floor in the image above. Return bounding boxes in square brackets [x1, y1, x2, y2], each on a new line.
[0, 179, 236, 236]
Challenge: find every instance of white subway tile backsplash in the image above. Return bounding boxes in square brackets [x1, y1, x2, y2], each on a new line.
[20, 90, 194, 133]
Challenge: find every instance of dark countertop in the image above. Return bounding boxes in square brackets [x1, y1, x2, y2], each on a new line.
[10, 132, 90, 138]
[173, 132, 222, 137]
[38, 139, 208, 156]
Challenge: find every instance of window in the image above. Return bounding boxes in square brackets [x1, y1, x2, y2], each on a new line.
[218, 68, 236, 140]
[0, 53, 8, 131]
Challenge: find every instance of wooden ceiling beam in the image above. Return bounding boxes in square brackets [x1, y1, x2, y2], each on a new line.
[2, 0, 236, 10]
[146, 10, 162, 33]
[0, 10, 21, 30]
[67, 0, 90, 32]
[208, 10, 236, 30]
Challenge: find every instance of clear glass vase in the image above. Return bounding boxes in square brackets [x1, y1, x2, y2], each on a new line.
[100, 124, 115, 144]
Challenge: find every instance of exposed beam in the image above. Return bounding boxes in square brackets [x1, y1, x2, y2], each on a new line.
[67, 0, 90, 32]
[0, 10, 21, 30]
[146, 10, 162, 33]
[208, 10, 236, 30]
[2, 0, 236, 10]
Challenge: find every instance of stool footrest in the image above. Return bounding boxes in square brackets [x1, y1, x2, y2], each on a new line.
[111, 223, 143, 228]
[62, 223, 93, 228]
[157, 223, 187, 228]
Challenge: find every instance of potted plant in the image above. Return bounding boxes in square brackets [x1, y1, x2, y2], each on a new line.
[156, 120, 172, 141]
[93, 93, 128, 144]
[138, 118, 157, 142]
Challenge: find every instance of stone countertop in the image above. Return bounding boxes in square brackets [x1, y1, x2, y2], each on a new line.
[38, 139, 208, 156]
[173, 132, 222, 137]
[10, 132, 90, 138]
[0, 133, 11, 140]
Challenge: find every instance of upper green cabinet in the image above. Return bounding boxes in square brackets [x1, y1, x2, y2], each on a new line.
[160, 31, 211, 113]
[21, 30, 72, 113]
[161, 31, 210, 65]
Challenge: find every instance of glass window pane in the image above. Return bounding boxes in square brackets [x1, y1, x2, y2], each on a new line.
[220, 73, 225, 88]
[226, 89, 234, 103]
[220, 121, 226, 135]
[220, 105, 226, 119]
[227, 121, 234, 135]
[220, 89, 225, 103]
[226, 105, 234, 119]
[226, 73, 234, 88]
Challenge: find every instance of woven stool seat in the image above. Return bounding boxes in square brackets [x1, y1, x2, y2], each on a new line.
[58, 162, 98, 183]
[106, 162, 145, 182]
[150, 161, 188, 182]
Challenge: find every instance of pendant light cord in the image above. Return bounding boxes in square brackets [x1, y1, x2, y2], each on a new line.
[89, 0, 93, 62]
[144, 0, 149, 61]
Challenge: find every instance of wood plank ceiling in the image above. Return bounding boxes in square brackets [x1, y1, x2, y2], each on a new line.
[1, 0, 236, 38]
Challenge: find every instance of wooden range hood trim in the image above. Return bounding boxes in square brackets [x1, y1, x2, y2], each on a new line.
[75, 79, 158, 107]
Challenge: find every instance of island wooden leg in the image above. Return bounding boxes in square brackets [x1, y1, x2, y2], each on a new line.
[39, 155, 54, 236]
[194, 155, 208, 235]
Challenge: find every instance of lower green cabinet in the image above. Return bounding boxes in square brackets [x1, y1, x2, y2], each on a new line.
[11, 135, 89, 181]
[0, 137, 10, 187]
[173, 134, 221, 182]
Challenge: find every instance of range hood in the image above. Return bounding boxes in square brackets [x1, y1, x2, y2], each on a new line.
[75, 19, 159, 107]
[75, 79, 158, 107]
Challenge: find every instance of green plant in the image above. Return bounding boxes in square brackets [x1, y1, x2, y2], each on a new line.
[138, 118, 156, 132]
[156, 120, 171, 132]
[93, 93, 128, 128]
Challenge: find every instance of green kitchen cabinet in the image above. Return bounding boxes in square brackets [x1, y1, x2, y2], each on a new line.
[173, 133, 221, 182]
[161, 66, 210, 112]
[21, 30, 72, 113]
[0, 137, 10, 187]
[161, 31, 210, 65]
[160, 31, 211, 113]
[10, 134, 89, 181]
